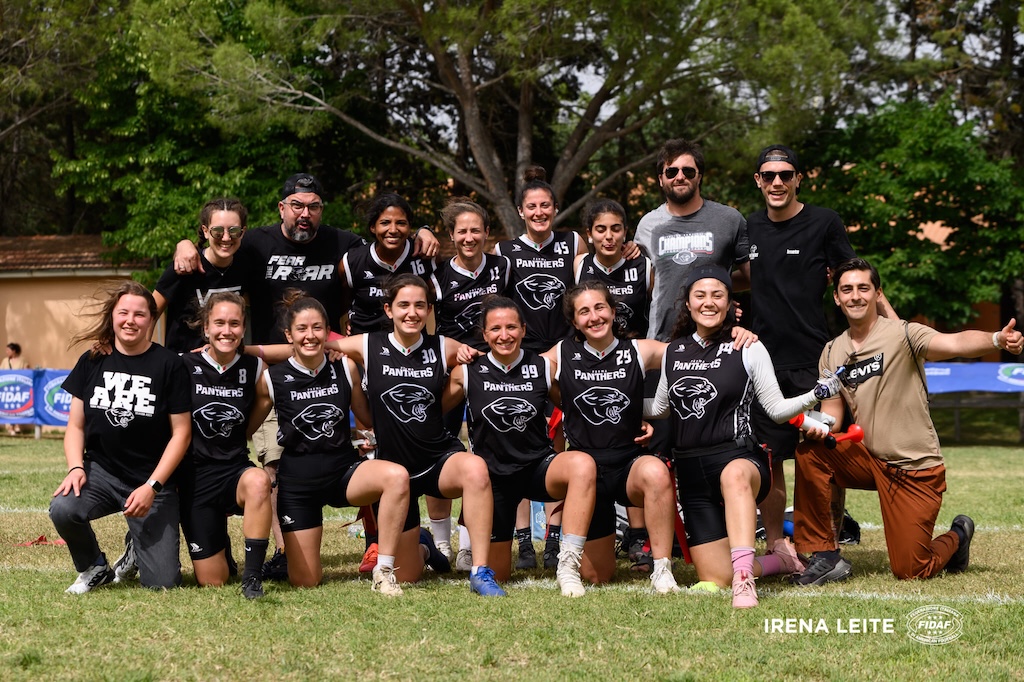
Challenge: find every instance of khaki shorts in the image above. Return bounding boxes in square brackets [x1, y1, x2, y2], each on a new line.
[252, 410, 283, 467]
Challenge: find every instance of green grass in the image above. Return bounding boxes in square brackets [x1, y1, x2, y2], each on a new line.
[1, 424, 1023, 681]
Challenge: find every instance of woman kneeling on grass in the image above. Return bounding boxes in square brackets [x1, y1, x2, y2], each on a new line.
[51, 281, 191, 593]
[249, 292, 411, 595]
[646, 265, 841, 608]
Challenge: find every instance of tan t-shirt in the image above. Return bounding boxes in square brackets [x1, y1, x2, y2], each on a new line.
[1, 357, 26, 370]
[818, 317, 940, 470]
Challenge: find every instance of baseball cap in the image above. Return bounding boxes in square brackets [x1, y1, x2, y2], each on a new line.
[684, 264, 733, 293]
[281, 173, 324, 200]
[755, 145, 801, 173]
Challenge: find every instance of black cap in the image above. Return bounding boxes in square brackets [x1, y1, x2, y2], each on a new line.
[684, 264, 733, 293]
[281, 173, 324, 200]
[756, 145, 800, 174]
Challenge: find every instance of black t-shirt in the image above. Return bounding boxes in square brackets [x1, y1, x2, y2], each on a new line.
[362, 332, 462, 476]
[463, 350, 554, 475]
[556, 336, 646, 466]
[63, 345, 191, 486]
[432, 253, 511, 350]
[342, 242, 435, 334]
[182, 352, 260, 466]
[746, 205, 856, 370]
[496, 232, 579, 353]
[239, 224, 365, 343]
[154, 252, 249, 352]
[576, 254, 652, 339]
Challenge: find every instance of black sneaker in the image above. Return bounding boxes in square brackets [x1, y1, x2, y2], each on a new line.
[791, 552, 852, 586]
[945, 515, 975, 573]
[628, 537, 654, 574]
[112, 532, 138, 583]
[515, 541, 537, 569]
[241, 574, 265, 600]
[261, 548, 288, 582]
[543, 542, 559, 569]
[419, 528, 451, 573]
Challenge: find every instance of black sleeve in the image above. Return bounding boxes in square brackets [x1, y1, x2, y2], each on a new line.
[154, 262, 181, 299]
[61, 352, 94, 400]
[164, 354, 193, 414]
[825, 212, 856, 266]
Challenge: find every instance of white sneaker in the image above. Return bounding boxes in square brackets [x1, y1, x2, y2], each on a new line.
[556, 548, 586, 597]
[112, 532, 138, 583]
[66, 562, 115, 594]
[435, 540, 453, 562]
[455, 547, 473, 572]
[371, 565, 403, 597]
[650, 558, 680, 594]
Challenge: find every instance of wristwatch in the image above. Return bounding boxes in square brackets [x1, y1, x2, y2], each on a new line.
[147, 479, 163, 493]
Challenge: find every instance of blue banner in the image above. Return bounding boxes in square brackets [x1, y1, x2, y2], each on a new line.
[0, 369, 72, 426]
[924, 362, 1024, 394]
[0, 370, 34, 423]
[35, 369, 72, 426]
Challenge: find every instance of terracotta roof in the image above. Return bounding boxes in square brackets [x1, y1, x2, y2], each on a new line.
[0, 235, 149, 273]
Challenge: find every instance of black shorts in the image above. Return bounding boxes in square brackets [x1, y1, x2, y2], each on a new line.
[751, 366, 816, 461]
[277, 459, 363, 533]
[587, 455, 656, 540]
[180, 458, 253, 560]
[393, 451, 460, 532]
[489, 454, 558, 542]
[675, 446, 771, 547]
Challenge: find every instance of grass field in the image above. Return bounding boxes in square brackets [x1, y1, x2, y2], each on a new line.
[1, 412, 1022, 681]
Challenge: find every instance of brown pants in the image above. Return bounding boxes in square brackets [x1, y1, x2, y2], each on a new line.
[793, 440, 959, 580]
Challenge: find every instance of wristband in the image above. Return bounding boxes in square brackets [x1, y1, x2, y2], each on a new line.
[993, 332, 1001, 349]
[68, 466, 85, 475]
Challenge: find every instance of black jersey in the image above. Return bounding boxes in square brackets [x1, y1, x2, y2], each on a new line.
[182, 352, 260, 465]
[154, 252, 248, 352]
[663, 334, 753, 452]
[463, 350, 554, 476]
[496, 232, 579, 352]
[575, 254, 652, 339]
[362, 331, 462, 476]
[432, 253, 511, 350]
[343, 242, 436, 334]
[556, 337, 646, 465]
[265, 356, 359, 477]
[62, 345, 191, 487]
[239, 224, 365, 343]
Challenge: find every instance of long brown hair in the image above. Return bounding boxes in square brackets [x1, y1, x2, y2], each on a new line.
[69, 280, 158, 357]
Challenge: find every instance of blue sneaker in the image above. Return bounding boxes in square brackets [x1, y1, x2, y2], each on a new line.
[469, 566, 506, 597]
[420, 528, 452, 573]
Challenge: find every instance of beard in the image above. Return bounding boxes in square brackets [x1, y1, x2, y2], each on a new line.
[284, 218, 318, 243]
[664, 182, 697, 206]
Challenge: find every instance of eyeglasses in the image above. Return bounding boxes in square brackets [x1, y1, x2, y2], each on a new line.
[286, 200, 324, 215]
[758, 170, 797, 183]
[662, 166, 698, 180]
[206, 226, 244, 240]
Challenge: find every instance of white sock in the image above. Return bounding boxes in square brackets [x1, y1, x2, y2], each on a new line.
[561, 533, 586, 554]
[653, 557, 672, 570]
[459, 525, 471, 550]
[430, 516, 452, 543]
[377, 554, 395, 569]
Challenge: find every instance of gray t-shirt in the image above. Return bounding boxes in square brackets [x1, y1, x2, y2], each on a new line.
[634, 200, 749, 341]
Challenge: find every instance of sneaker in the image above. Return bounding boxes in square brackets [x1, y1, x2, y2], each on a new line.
[420, 528, 452, 573]
[515, 541, 537, 570]
[791, 552, 852, 586]
[240, 575, 265, 600]
[543, 540, 559, 569]
[262, 547, 289, 582]
[768, 537, 807, 574]
[688, 580, 724, 595]
[732, 570, 758, 608]
[359, 543, 378, 574]
[628, 537, 654, 574]
[650, 558, 680, 594]
[112, 532, 138, 583]
[469, 566, 506, 597]
[372, 565, 403, 597]
[455, 547, 473, 572]
[436, 540, 453, 562]
[65, 561, 114, 595]
[945, 514, 975, 573]
[556, 549, 586, 597]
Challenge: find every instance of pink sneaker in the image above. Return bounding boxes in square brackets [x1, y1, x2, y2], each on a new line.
[769, 538, 807, 574]
[732, 570, 758, 609]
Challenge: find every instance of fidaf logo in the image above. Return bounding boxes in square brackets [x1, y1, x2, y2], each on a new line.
[996, 363, 1024, 387]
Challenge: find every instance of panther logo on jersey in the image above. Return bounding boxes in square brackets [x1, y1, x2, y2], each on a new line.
[454, 301, 483, 333]
[380, 383, 434, 423]
[292, 403, 345, 440]
[193, 402, 245, 439]
[669, 376, 718, 420]
[516, 274, 565, 311]
[481, 396, 537, 433]
[105, 406, 135, 428]
[573, 386, 630, 426]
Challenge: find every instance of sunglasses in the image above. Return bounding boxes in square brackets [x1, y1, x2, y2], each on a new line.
[207, 226, 244, 240]
[662, 166, 698, 180]
[758, 170, 797, 183]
